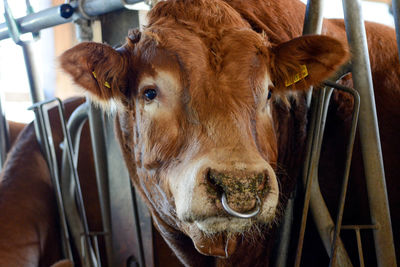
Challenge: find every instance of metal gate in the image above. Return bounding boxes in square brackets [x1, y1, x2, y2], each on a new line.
[0, 0, 398, 266]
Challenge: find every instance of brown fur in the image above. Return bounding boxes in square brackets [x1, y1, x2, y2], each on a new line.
[0, 99, 85, 266]
[1, 0, 400, 266]
[8, 121, 26, 147]
[60, 0, 347, 266]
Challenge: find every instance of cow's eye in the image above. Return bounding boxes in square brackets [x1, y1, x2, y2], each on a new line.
[267, 90, 272, 100]
[144, 88, 158, 101]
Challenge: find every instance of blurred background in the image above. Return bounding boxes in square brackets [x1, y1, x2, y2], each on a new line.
[0, 0, 394, 123]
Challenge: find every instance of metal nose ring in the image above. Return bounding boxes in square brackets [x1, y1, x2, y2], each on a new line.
[221, 193, 261, 219]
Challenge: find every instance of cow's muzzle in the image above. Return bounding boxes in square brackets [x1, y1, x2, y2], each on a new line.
[207, 169, 268, 217]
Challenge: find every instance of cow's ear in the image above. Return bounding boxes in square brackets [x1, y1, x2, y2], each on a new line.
[269, 35, 348, 91]
[60, 42, 128, 100]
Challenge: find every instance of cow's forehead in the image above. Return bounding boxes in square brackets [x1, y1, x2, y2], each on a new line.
[136, 26, 269, 83]
[131, 28, 272, 122]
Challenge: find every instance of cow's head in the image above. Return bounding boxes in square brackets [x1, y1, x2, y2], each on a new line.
[61, 0, 347, 260]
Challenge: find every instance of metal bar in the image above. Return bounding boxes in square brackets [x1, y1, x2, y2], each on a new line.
[55, 99, 94, 265]
[355, 229, 365, 267]
[63, 101, 89, 165]
[21, 42, 44, 112]
[342, 1, 397, 266]
[273, 196, 295, 267]
[297, 84, 354, 267]
[275, 1, 323, 265]
[0, 94, 9, 169]
[310, 83, 361, 267]
[4, 0, 44, 103]
[135, 188, 155, 267]
[392, 0, 400, 63]
[130, 187, 146, 267]
[302, 0, 324, 35]
[93, 235, 101, 267]
[103, 113, 148, 267]
[290, 2, 328, 266]
[39, 106, 73, 259]
[87, 100, 113, 267]
[307, 87, 353, 267]
[60, 101, 98, 266]
[341, 225, 379, 230]
[28, 101, 73, 261]
[0, 0, 142, 41]
[295, 1, 325, 257]
[295, 87, 327, 267]
[324, 82, 360, 267]
[302, 0, 324, 106]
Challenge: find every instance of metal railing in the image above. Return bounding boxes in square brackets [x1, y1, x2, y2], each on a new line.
[280, 0, 398, 267]
[28, 99, 75, 262]
[0, 0, 398, 266]
[1, 1, 150, 266]
[0, 0, 144, 41]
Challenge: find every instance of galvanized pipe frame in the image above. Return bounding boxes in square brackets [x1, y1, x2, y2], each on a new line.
[57, 99, 95, 265]
[392, 0, 400, 64]
[102, 112, 148, 267]
[294, 1, 325, 265]
[296, 84, 354, 267]
[294, 0, 353, 266]
[60, 99, 147, 266]
[272, 1, 325, 266]
[0, 0, 143, 41]
[0, 1, 151, 265]
[3, 0, 43, 103]
[87, 100, 114, 267]
[323, 81, 360, 267]
[21, 42, 44, 103]
[291, 1, 397, 266]
[342, 0, 397, 266]
[295, 87, 329, 267]
[268, 1, 356, 266]
[60, 101, 99, 267]
[28, 99, 75, 261]
[302, 0, 324, 35]
[0, 95, 9, 169]
[296, 80, 363, 267]
[341, 225, 380, 267]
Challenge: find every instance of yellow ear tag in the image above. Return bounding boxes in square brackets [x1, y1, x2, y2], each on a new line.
[285, 65, 308, 87]
[92, 71, 111, 88]
[104, 81, 111, 88]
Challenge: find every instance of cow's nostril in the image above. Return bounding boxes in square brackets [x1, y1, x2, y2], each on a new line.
[258, 174, 269, 192]
[206, 169, 224, 196]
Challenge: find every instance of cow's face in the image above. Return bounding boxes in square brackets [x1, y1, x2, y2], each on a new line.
[125, 28, 281, 251]
[61, 2, 347, 258]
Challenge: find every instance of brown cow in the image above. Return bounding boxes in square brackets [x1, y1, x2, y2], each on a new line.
[8, 121, 26, 146]
[60, 0, 400, 266]
[1, 0, 399, 266]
